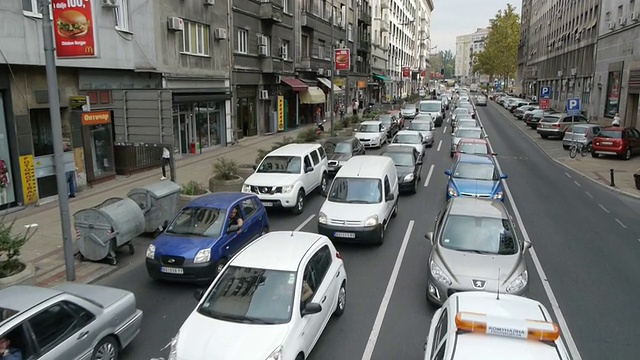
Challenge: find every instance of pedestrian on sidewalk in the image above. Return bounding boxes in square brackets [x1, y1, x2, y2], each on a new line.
[612, 113, 621, 127]
[161, 147, 171, 180]
[66, 169, 77, 198]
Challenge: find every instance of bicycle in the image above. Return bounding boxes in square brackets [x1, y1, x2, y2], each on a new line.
[569, 140, 590, 158]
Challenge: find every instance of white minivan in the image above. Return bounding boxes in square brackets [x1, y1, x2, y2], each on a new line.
[317, 156, 399, 245]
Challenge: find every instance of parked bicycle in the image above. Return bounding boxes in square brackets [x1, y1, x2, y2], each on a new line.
[569, 140, 590, 158]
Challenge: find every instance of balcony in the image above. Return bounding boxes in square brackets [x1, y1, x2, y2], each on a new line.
[359, 6, 371, 24]
[260, 2, 283, 23]
[380, 20, 389, 33]
[381, 0, 389, 9]
[359, 40, 371, 51]
[261, 57, 274, 73]
[380, 42, 389, 51]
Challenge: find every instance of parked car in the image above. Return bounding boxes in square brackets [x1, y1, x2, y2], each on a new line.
[425, 197, 530, 306]
[513, 105, 539, 119]
[401, 103, 418, 120]
[537, 113, 589, 139]
[526, 109, 559, 129]
[475, 95, 488, 106]
[322, 136, 366, 176]
[388, 130, 426, 158]
[354, 120, 388, 148]
[592, 126, 640, 160]
[445, 154, 507, 200]
[146, 192, 270, 283]
[0, 284, 142, 360]
[459, 103, 476, 119]
[382, 145, 423, 194]
[169, 231, 348, 360]
[562, 124, 602, 150]
[454, 138, 492, 157]
[406, 119, 435, 147]
[452, 119, 480, 133]
[376, 113, 400, 138]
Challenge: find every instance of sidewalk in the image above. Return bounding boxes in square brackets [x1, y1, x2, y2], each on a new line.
[490, 102, 640, 199]
[5, 125, 315, 288]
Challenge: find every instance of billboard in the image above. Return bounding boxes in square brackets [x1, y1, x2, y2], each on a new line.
[335, 49, 350, 71]
[402, 67, 410, 79]
[52, 0, 97, 58]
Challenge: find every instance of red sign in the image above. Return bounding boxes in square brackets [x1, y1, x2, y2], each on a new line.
[420, 70, 426, 77]
[52, 0, 96, 58]
[334, 49, 350, 71]
[402, 67, 411, 78]
[539, 98, 550, 110]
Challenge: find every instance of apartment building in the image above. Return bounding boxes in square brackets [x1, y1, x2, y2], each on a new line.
[517, 0, 534, 95]
[414, 0, 435, 90]
[371, 0, 391, 102]
[386, 0, 418, 98]
[455, 34, 472, 80]
[590, 0, 640, 127]
[518, 0, 600, 112]
[470, 28, 490, 84]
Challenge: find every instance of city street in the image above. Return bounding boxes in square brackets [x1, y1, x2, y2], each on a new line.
[96, 102, 640, 360]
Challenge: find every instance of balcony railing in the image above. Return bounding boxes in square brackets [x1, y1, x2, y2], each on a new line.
[381, 0, 389, 9]
[260, 2, 283, 23]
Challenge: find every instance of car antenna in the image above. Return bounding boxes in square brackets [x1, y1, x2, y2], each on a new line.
[496, 268, 501, 300]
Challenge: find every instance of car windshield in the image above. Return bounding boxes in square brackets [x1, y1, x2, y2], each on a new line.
[166, 207, 226, 238]
[456, 114, 473, 120]
[198, 266, 296, 324]
[419, 103, 441, 112]
[414, 115, 433, 122]
[441, 215, 518, 255]
[569, 126, 588, 134]
[0, 307, 18, 322]
[410, 122, 432, 131]
[459, 143, 488, 154]
[384, 152, 415, 167]
[540, 117, 560, 123]
[455, 129, 483, 139]
[403, 105, 416, 110]
[328, 177, 382, 204]
[457, 120, 477, 128]
[393, 134, 421, 144]
[333, 142, 352, 154]
[257, 156, 302, 174]
[378, 116, 392, 125]
[358, 124, 380, 133]
[452, 162, 497, 180]
[598, 130, 622, 139]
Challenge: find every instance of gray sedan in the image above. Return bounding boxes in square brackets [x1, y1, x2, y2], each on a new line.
[450, 127, 486, 157]
[425, 197, 531, 306]
[407, 119, 435, 146]
[0, 284, 142, 360]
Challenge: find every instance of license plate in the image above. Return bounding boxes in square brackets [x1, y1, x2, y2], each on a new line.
[261, 201, 273, 207]
[602, 141, 612, 145]
[161, 267, 184, 274]
[334, 232, 356, 238]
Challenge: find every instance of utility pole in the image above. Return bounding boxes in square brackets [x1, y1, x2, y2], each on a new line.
[330, 0, 336, 137]
[344, 3, 351, 112]
[41, 0, 75, 281]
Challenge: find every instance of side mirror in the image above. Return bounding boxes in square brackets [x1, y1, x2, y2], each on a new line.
[227, 224, 239, 233]
[354, 128, 359, 132]
[416, 160, 423, 165]
[491, 152, 498, 156]
[162, 220, 169, 230]
[252, 165, 257, 170]
[301, 302, 322, 316]
[444, 169, 452, 176]
[500, 174, 508, 179]
[523, 240, 532, 251]
[386, 193, 395, 201]
[424, 231, 434, 245]
[194, 288, 206, 301]
[305, 166, 314, 173]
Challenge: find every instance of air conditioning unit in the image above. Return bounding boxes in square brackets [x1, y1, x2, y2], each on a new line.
[619, 17, 627, 26]
[632, 12, 639, 21]
[214, 28, 227, 39]
[326, 70, 332, 77]
[317, 68, 325, 76]
[259, 90, 270, 100]
[275, 75, 282, 84]
[204, 0, 215, 5]
[356, 56, 362, 61]
[101, 0, 120, 8]
[570, 68, 577, 76]
[167, 17, 184, 31]
[258, 45, 269, 56]
[257, 35, 268, 46]
[609, 21, 615, 30]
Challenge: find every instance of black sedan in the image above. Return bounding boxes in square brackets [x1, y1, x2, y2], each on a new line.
[321, 136, 366, 176]
[381, 145, 423, 194]
[376, 114, 400, 138]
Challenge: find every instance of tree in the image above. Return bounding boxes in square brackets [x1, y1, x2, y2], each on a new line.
[473, 3, 520, 83]
[441, 50, 455, 78]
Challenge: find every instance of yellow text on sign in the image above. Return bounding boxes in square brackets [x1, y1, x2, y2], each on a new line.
[277, 96, 285, 131]
[19, 155, 38, 205]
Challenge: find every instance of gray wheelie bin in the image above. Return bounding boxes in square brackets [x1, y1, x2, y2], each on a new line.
[127, 181, 180, 233]
[74, 197, 145, 265]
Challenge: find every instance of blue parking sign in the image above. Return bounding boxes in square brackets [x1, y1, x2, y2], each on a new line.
[567, 98, 581, 116]
[540, 86, 551, 99]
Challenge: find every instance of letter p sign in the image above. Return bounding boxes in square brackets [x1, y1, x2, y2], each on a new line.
[567, 98, 581, 116]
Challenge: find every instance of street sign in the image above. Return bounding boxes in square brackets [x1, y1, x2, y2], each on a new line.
[539, 98, 550, 110]
[540, 86, 551, 99]
[567, 98, 581, 116]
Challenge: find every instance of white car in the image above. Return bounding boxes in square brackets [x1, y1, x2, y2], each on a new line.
[169, 231, 348, 360]
[388, 130, 426, 157]
[406, 119, 435, 147]
[354, 120, 387, 148]
[424, 292, 570, 360]
[242, 143, 329, 214]
[418, 100, 444, 127]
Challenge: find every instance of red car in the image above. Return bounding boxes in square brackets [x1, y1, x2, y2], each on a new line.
[454, 138, 493, 157]
[592, 126, 640, 160]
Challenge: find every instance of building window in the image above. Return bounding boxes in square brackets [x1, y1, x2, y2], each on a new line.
[281, 41, 289, 60]
[604, 71, 621, 117]
[22, 0, 52, 19]
[302, 34, 309, 57]
[264, 35, 271, 56]
[283, 0, 289, 13]
[114, 0, 130, 31]
[182, 21, 210, 56]
[237, 29, 248, 54]
[318, 40, 326, 59]
[348, 23, 353, 41]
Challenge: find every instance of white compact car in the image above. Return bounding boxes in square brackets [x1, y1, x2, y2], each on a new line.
[242, 143, 329, 214]
[424, 292, 570, 360]
[168, 231, 348, 360]
[354, 120, 387, 148]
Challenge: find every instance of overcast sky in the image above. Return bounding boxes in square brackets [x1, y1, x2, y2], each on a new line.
[430, 0, 523, 54]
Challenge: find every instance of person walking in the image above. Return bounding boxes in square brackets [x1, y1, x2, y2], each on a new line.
[161, 147, 171, 180]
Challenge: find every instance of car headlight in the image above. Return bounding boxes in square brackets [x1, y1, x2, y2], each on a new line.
[447, 187, 458, 197]
[266, 345, 283, 360]
[167, 332, 179, 360]
[318, 212, 327, 224]
[403, 173, 414, 182]
[146, 244, 156, 259]
[430, 260, 452, 286]
[506, 270, 528, 293]
[364, 215, 379, 227]
[282, 185, 294, 193]
[194, 249, 211, 264]
[493, 191, 504, 200]
[241, 184, 251, 193]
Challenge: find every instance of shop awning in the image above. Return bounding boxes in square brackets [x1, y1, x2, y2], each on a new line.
[373, 73, 391, 82]
[281, 78, 308, 92]
[317, 78, 344, 94]
[299, 86, 327, 104]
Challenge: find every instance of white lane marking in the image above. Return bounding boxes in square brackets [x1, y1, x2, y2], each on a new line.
[565, 172, 572, 178]
[573, 180, 581, 187]
[442, 126, 447, 134]
[477, 112, 583, 360]
[361, 220, 415, 360]
[585, 191, 593, 198]
[615, 218, 628, 229]
[598, 204, 610, 213]
[436, 140, 442, 152]
[294, 214, 316, 231]
[424, 164, 435, 187]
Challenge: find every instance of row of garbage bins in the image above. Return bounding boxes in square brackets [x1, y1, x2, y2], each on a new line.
[73, 181, 182, 265]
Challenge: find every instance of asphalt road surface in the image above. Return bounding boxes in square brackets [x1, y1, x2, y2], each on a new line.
[97, 101, 640, 360]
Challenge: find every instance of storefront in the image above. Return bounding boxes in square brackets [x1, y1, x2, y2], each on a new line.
[317, 77, 344, 116]
[372, 73, 391, 103]
[280, 78, 309, 130]
[298, 86, 326, 124]
[172, 103, 226, 155]
[235, 86, 258, 139]
[80, 111, 116, 184]
[0, 96, 16, 208]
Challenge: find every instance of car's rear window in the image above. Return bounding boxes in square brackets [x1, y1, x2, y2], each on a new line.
[569, 126, 588, 134]
[597, 130, 622, 139]
[0, 307, 19, 322]
[540, 116, 560, 123]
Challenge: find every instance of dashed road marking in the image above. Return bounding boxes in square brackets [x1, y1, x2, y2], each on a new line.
[615, 218, 628, 229]
[598, 204, 610, 213]
[436, 140, 442, 152]
[565, 172, 572, 178]
[574, 180, 581, 187]
[442, 126, 447, 134]
[295, 214, 316, 231]
[585, 191, 593, 198]
[424, 164, 435, 187]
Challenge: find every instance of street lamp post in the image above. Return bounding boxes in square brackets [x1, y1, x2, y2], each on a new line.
[330, 0, 336, 137]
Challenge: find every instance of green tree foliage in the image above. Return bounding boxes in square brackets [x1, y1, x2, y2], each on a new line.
[473, 3, 520, 80]
[430, 50, 455, 79]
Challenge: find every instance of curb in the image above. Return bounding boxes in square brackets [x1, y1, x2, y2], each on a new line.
[490, 102, 640, 201]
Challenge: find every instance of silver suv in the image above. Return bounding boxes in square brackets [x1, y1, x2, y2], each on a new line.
[537, 113, 589, 139]
[425, 197, 531, 306]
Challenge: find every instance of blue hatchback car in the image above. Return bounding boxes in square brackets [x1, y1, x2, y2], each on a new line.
[145, 192, 270, 283]
[444, 154, 507, 201]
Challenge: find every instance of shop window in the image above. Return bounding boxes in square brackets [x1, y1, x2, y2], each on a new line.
[86, 124, 114, 178]
[604, 71, 621, 117]
[195, 102, 222, 148]
[31, 109, 54, 157]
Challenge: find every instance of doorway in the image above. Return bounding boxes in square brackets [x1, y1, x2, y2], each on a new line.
[626, 93, 639, 128]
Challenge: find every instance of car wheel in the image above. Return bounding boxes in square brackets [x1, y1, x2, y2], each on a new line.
[319, 173, 328, 196]
[392, 199, 399, 217]
[624, 148, 632, 160]
[292, 189, 305, 215]
[562, 145, 570, 150]
[92, 336, 119, 360]
[375, 226, 385, 246]
[334, 281, 347, 317]
[540, 134, 549, 139]
[216, 258, 228, 273]
[591, 151, 599, 158]
[412, 179, 418, 194]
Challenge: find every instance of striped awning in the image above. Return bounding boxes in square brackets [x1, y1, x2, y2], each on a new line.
[317, 77, 344, 94]
[299, 86, 327, 104]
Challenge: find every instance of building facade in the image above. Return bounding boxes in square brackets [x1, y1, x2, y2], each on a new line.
[518, 0, 600, 112]
[590, 0, 640, 127]
[386, 0, 418, 99]
[414, 0, 434, 90]
[469, 28, 490, 84]
[455, 34, 472, 81]
[371, 0, 391, 102]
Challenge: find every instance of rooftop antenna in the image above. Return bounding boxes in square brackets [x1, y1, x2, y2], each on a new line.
[496, 268, 501, 300]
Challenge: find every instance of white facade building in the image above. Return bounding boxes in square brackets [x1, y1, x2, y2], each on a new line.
[386, 0, 417, 99]
[470, 28, 490, 83]
[414, 0, 435, 90]
[372, 0, 391, 102]
[455, 34, 472, 80]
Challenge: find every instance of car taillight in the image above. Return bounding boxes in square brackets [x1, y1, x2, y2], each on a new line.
[336, 251, 342, 259]
[552, 124, 560, 128]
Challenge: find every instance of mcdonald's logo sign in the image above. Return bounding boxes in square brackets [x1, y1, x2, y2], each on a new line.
[85, 46, 94, 55]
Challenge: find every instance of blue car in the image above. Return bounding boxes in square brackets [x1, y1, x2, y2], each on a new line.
[444, 154, 507, 201]
[145, 192, 270, 283]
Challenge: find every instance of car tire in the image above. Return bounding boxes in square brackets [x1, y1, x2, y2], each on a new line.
[411, 180, 418, 194]
[292, 189, 305, 215]
[591, 151, 599, 158]
[296, 354, 305, 360]
[92, 336, 119, 360]
[333, 281, 347, 317]
[375, 226, 385, 246]
[392, 199, 399, 217]
[562, 145, 570, 150]
[540, 134, 549, 139]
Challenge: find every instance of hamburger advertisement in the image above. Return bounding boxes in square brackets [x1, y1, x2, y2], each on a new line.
[334, 48, 350, 71]
[52, 0, 96, 58]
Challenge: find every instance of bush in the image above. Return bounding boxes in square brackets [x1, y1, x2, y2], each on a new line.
[332, 120, 344, 131]
[405, 94, 420, 103]
[181, 180, 208, 195]
[296, 128, 321, 143]
[212, 157, 239, 181]
[0, 218, 36, 278]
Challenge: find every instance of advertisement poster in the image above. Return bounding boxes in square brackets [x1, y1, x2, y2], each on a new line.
[420, 70, 426, 78]
[277, 96, 285, 131]
[19, 155, 38, 205]
[335, 49, 350, 71]
[52, 0, 96, 58]
[402, 67, 410, 79]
